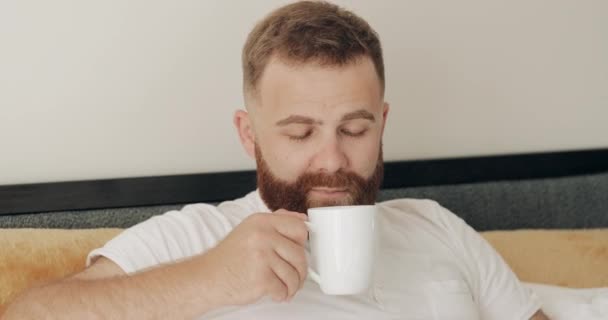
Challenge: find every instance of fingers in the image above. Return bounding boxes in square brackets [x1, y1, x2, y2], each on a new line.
[266, 252, 298, 301]
[236, 211, 310, 303]
[270, 211, 309, 246]
[270, 232, 308, 291]
[266, 266, 289, 302]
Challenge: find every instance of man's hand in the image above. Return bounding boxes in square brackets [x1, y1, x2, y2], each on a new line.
[201, 209, 310, 306]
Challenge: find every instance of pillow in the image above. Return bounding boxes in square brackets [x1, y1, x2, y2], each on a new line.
[0, 228, 121, 311]
[481, 229, 608, 288]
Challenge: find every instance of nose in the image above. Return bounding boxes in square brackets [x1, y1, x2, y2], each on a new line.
[310, 136, 348, 174]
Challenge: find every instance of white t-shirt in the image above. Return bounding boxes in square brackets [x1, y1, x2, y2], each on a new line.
[88, 190, 541, 320]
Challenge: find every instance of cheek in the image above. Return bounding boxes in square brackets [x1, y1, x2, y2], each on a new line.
[344, 137, 381, 176]
[263, 142, 311, 181]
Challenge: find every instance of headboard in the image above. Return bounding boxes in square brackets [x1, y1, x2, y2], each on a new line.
[1, 148, 607, 231]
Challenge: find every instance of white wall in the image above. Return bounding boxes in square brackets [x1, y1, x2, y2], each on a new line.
[1, 0, 607, 185]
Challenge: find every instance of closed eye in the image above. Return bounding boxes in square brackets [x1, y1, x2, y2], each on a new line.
[288, 130, 313, 141]
[341, 128, 367, 137]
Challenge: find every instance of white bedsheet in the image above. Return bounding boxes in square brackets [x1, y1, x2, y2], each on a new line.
[523, 282, 608, 320]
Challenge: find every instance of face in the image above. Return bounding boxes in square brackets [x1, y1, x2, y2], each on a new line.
[235, 56, 389, 213]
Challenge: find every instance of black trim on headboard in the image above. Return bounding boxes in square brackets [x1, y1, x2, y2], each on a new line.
[1, 148, 607, 215]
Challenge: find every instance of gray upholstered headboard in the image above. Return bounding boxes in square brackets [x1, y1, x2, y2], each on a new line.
[379, 172, 608, 231]
[1, 148, 607, 231]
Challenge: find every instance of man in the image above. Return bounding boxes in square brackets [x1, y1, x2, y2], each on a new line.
[4, 1, 549, 319]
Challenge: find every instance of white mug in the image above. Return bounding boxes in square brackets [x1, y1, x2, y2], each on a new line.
[305, 205, 377, 295]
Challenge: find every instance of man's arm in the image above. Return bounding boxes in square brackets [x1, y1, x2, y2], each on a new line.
[3, 255, 225, 319]
[3, 211, 310, 320]
[530, 309, 550, 320]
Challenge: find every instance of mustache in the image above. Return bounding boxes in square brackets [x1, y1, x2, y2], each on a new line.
[296, 170, 365, 192]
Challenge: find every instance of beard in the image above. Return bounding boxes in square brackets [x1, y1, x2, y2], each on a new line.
[255, 144, 384, 214]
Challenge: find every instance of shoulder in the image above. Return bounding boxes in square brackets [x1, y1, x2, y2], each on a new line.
[150, 190, 262, 227]
[378, 197, 462, 226]
[377, 198, 474, 244]
[86, 191, 263, 273]
[100, 190, 262, 253]
[216, 190, 269, 222]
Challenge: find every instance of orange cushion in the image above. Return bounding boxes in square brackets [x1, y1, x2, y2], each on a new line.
[0, 228, 121, 310]
[482, 228, 608, 288]
[1, 228, 607, 310]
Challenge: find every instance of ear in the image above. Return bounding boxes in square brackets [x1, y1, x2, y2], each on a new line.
[233, 110, 256, 159]
[380, 102, 390, 136]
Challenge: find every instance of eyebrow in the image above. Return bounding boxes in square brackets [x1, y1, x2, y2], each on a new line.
[341, 109, 375, 122]
[275, 115, 322, 126]
[274, 109, 376, 127]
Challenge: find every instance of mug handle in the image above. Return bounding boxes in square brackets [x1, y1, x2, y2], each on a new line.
[304, 222, 322, 285]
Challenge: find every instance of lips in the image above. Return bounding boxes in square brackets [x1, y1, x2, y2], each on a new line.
[309, 188, 349, 197]
[310, 187, 348, 193]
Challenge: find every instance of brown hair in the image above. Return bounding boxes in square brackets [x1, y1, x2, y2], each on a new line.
[242, 1, 384, 100]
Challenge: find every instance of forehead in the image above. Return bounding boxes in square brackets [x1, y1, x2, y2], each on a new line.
[253, 56, 382, 119]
